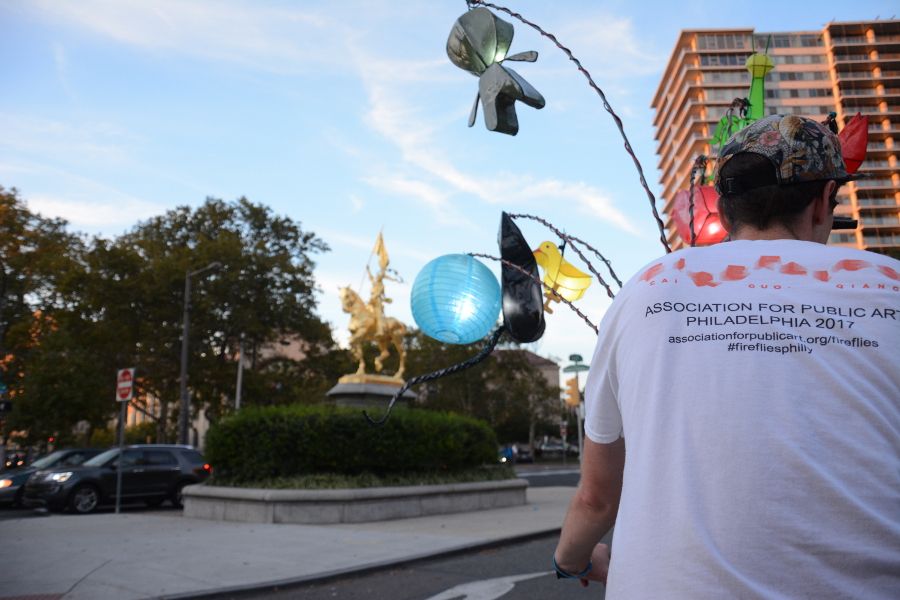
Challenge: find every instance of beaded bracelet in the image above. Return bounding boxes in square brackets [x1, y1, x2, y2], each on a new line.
[553, 555, 592, 580]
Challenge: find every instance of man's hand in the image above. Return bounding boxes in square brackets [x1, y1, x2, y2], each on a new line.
[581, 543, 611, 586]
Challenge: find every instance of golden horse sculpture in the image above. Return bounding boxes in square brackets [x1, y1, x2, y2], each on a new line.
[339, 286, 407, 382]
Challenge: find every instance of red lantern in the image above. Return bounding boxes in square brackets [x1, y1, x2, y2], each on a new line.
[671, 185, 728, 246]
[838, 113, 868, 174]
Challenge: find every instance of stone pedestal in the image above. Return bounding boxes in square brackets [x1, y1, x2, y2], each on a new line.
[326, 374, 415, 410]
[183, 479, 528, 524]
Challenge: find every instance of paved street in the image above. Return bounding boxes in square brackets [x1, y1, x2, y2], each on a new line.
[0, 486, 575, 600]
[233, 533, 607, 600]
[517, 467, 580, 488]
[0, 506, 34, 521]
[0, 502, 182, 520]
[0, 465, 581, 599]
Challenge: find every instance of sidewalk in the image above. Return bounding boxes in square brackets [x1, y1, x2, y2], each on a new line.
[0, 486, 575, 600]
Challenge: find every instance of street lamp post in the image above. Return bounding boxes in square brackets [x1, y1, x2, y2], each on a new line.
[563, 354, 590, 461]
[178, 261, 221, 446]
[234, 333, 245, 411]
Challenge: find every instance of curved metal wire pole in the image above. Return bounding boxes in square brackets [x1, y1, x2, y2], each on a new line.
[508, 212, 622, 291]
[363, 327, 505, 426]
[466, 0, 671, 254]
[470, 253, 599, 333]
[687, 155, 708, 247]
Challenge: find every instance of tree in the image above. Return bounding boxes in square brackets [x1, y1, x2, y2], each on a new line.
[73, 197, 337, 440]
[2, 190, 344, 446]
[0, 187, 100, 445]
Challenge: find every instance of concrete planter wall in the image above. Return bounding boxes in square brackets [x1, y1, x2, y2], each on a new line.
[183, 479, 528, 524]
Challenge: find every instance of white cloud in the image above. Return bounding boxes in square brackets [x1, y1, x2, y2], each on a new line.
[518, 179, 639, 234]
[0, 113, 134, 165]
[27, 192, 163, 230]
[357, 67, 641, 234]
[551, 13, 665, 79]
[363, 175, 473, 228]
[52, 42, 77, 100]
[315, 227, 433, 264]
[33, 0, 335, 74]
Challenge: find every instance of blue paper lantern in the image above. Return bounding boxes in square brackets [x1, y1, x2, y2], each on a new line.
[411, 254, 502, 344]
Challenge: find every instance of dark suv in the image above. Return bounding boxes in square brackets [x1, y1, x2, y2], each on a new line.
[23, 444, 211, 514]
[1, 448, 104, 507]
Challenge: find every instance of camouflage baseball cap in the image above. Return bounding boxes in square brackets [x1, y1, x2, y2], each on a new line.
[714, 114, 852, 196]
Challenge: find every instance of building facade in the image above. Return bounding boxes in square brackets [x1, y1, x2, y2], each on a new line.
[651, 20, 900, 257]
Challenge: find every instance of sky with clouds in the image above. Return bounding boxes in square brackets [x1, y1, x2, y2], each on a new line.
[1, 0, 895, 372]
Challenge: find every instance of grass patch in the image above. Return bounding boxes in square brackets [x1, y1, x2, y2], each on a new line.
[208, 465, 516, 490]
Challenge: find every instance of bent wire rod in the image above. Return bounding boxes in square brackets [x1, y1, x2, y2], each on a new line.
[466, 0, 671, 254]
[687, 154, 708, 248]
[470, 253, 599, 333]
[363, 327, 505, 426]
[508, 212, 622, 293]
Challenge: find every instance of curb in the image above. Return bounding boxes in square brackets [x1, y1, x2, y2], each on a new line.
[153, 526, 562, 600]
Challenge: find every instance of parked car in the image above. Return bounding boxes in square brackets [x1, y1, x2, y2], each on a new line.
[1, 448, 104, 507]
[535, 440, 579, 458]
[497, 444, 534, 465]
[23, 444, 211, 514]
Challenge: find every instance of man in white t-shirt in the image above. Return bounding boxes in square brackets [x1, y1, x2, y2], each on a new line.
[553, 115, 900, 598]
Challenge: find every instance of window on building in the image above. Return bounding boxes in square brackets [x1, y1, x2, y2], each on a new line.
[705, 71, 750, 84]
[773, 35, 791, 48]
[777, 72, 829, 81]
[772, 54, 825, 65]
[829, 233, 856, 244]
[763, 89, 832, 101]
[700, 53, 749, 66]
[697, 34, 748, 50]
[799, 34, 824, 47]
[707, 88, 746, 101]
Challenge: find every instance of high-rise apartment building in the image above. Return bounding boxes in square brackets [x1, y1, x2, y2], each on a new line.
[651, 20, 900, 257]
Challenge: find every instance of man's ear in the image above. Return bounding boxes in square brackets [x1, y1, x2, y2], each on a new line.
[811, 180, 836, 226]
[717, 197, 734, 233]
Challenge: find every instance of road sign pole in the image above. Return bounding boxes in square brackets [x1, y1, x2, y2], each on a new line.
[114, 367, 135, 515]
[115, 400, 126, 515]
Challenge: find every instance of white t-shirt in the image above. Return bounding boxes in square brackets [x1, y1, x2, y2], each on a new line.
[584, 240, 900, 599]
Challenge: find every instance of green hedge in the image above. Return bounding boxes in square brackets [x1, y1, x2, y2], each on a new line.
[205, 404, 498, 483]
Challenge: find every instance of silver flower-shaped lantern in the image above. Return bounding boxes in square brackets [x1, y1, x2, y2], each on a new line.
[447, 7, 545, 136]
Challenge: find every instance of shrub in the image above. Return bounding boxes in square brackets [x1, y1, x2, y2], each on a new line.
[205, 404, 498, 483]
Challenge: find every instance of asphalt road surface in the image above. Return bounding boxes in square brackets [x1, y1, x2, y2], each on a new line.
[0, 503, 182, 520]
[516, 467, 579, 488]
[228, 533, 607, 600]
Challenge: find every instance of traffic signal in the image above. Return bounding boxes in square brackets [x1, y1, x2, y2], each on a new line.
[564, 376, 580, 407]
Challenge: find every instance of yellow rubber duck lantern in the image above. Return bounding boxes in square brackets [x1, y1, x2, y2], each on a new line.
[532, 241, 592, 313]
